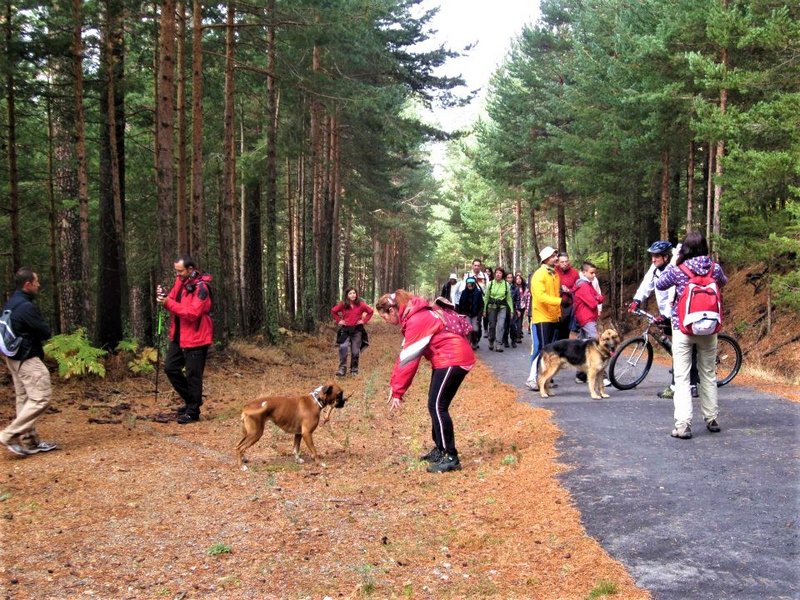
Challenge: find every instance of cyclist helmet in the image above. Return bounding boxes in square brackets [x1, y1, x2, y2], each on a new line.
[647, 240, 673, 255]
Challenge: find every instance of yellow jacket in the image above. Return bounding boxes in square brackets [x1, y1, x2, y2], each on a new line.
[531, 265, 562, 323]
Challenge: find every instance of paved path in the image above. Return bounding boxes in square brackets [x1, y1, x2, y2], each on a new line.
[479, 337, 799, 600]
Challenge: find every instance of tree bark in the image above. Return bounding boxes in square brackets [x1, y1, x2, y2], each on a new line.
[176, 0, 188, 252]
[264, 0, 279, 342]
[242, 179, 264, 334]
[5, 0, 20, 274]
[45, 93, 61, 331]
[156, 0, 177, 280]
[706, 143, 716, 241]
[659, 150, 670, 241]
[556, 196, 566, 251]
[686, 141, 695, 232]
[190, 0, 204, 258]
[218, 1, 236, 342]
[96, 0, 127, 349]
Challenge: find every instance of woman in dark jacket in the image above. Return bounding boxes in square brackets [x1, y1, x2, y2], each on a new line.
[456, 276, 483, 350]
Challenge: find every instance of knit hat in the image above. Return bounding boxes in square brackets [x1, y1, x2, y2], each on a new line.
[466, 276, 477, 284]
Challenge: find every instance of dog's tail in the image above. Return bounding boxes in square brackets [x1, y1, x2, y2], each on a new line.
[242, 399, 271, 422]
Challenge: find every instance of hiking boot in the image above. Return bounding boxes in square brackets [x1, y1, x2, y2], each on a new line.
[3, 442, 30, 457]
[350, 368, 359, 376]
[671, 423, 692, 439]
[177, 413, 200, 425]
[419, 447, 443, 463]
[427, 454, 462, 473]
[706, 419, 721, 433]
[691, 385, 699, 398]
[335, 366, 346, 377]
[657, 387, 674, 399]
[26, 441, 59, 454]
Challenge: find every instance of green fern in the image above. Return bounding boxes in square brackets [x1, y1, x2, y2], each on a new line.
[115, 339, 157, 375]
[115, 338, 139, 353]
[44, 329, 107, 379]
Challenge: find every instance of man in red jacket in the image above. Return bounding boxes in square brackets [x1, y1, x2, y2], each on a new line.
[556, 252, 580, 340]
[157, 255, 213, 424]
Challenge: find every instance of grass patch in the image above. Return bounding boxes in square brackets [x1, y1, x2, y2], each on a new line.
[587, 580, 618, 598]
[207, 542, 232, 556]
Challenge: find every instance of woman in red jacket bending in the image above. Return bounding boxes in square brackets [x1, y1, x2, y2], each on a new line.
[330, 288, 373, 376]
[376, 289, 475, 473]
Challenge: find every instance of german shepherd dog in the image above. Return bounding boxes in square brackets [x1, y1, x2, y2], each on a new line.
[537, 329, 621, 399]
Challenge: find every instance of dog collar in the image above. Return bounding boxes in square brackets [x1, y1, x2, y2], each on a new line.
[310, 386, 325, 408]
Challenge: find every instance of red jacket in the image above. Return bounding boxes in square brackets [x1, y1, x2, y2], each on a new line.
[163, 273, 213, 348]
[572, 278, 604, 327]
[557, 266, 580, 306]
[389, 296, 475, 399]
[330, 300, 374, 326]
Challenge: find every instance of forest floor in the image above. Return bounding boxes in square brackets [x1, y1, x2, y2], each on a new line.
[1, 264, 797, 600]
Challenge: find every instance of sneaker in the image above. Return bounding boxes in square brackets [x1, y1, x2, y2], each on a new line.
[511, 341, 517, 348]
[3, 442, 30, 457]
[495, 346, 504, 352]
[657, 387, 674, 399]
[176, 413, 199, 424]
[488, 342, 494, 351]
[603, 378, 612, 387]
[671, 424, 692, 439]
[691, 385, 699, 398]
[525, 382, 540, 392]
[427, 454, 462, 473]
[706, 419, 721, 433]
[575, 373, 587, 384]
[27, 441, 59, 454]
[350, 368, 359, 376]
[176, 406, 187, 416]
[419, 448, 443, 463]
[503, 342, 510, 348]
[335, 367, 346, 376]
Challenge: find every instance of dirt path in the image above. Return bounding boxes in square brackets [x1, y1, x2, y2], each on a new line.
[482, 340, 800, 599]
[1, 324, 649, 599]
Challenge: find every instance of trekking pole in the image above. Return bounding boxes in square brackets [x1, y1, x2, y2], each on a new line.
[154, 307, 164, 402]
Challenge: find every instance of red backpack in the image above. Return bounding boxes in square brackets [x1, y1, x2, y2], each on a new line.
[676, 262, 723, 336]
[430, 297, 473, 339]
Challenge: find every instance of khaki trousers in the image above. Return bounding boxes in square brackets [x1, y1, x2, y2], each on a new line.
[1, 356, 52, 447]
[672, 329, 718, 427]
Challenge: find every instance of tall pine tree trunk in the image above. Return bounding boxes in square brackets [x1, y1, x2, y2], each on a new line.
[218, 1, 237, 343]
[45, 95, 61, 331]
[190, 0, 204, 258]
[5, 0, 20, 274]
[659, 150, 670, 240]
[156, 0, 176, 279]
[706, 143, 716, 241]
[686, 142, 695, 232]
[96, 0, 126, 348]
[243, 179, 264, 334]
[176, 0, 188, 252]
[263, 0, 279, 341]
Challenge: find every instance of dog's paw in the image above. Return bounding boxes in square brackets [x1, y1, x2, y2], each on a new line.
[240, 464, 249, 471]
[601, 393, 610, 398]
[295, 457, 305, 464]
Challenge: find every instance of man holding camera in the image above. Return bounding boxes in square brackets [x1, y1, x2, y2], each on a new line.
[156, 255, 213, 424]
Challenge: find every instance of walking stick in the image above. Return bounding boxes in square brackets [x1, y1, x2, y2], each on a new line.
[154, 307, 164, 402]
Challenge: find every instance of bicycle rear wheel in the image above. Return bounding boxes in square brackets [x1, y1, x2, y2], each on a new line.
[716, 333, 742, 387]
[609, 337, 653, 390]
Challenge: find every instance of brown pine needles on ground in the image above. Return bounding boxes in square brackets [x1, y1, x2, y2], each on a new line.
[1, 322, 651, 599]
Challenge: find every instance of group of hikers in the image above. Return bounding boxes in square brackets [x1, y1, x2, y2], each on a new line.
[1, 231, 726, 474]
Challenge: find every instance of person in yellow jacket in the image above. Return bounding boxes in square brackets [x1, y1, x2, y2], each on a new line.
[525, 246, 563, 391]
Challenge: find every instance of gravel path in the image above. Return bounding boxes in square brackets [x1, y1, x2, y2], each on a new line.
[480, 337, 799, 600]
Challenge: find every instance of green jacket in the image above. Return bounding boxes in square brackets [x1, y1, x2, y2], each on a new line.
[483, 280, 514, 313]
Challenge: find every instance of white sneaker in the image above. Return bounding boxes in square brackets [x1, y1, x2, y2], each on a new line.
[27, 441, 59, 454]
[603, 378, 611, 387]
[525, 381, 539, 392]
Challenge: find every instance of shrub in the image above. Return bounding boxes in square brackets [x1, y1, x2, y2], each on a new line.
[44, 329, 107, 379]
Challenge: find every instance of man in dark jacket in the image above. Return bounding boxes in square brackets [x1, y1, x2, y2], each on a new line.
[456, 276, 483, 350]
[1, 267, 58, 457]
[156, 254, 213, 424]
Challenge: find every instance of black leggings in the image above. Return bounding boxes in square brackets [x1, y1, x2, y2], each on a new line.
[428, 366, 469, 456]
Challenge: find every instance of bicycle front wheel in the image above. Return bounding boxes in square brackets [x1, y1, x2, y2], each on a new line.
[609, 337, 654, 390]
[716, 333, 742, 387]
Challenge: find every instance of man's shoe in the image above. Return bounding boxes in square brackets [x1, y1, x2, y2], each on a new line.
[706, 419, 721, 433]
[27, 441, 59, 454]
[427, 454, 462, 473]
[3, 442, 30, 457]
[690, 385, 699, 398]
[657, 387, 674, 399]
[671, 424, 692, 439]
[177, 413, 199, 424]
[335, 367, 346, 376]
[419, 447, 443, 463]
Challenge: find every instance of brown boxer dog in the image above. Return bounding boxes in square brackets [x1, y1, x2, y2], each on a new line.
[235, 383, 346, 469]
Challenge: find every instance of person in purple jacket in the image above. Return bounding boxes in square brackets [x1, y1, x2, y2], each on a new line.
[656, 231, 728, 440]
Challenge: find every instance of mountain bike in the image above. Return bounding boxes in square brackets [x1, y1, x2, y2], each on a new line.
[608, 309, 743, 391]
